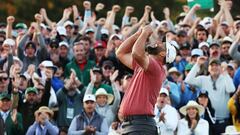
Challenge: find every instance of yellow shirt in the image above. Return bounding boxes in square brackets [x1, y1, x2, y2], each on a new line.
[228, 97, 240, 132]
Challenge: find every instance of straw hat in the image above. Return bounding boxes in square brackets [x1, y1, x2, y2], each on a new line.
[95, 88, 114, 104]
[179, 100, 205, 116]
[35, 106, 54, 118]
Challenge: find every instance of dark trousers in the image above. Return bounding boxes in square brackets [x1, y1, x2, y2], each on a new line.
[121, 115, 158, 135]
[211, 120, 229, 135]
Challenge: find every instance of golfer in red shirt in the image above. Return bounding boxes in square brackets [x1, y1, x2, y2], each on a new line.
[116, 25, 176, 135]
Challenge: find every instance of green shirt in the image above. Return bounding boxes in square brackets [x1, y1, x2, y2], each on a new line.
[65, 58, 95, 86]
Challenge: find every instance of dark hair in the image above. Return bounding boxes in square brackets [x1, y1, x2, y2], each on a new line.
[196, 28, 209, 38]
[79, 36, 92, 45]
[185, 110, 200, 128]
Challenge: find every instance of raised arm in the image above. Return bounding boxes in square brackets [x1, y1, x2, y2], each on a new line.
[131, 25, 152, 70]
[40, 8, 54, 28]
[6, 16, 15, 39]
[229, 31, 240, 60]
[103, 5, 120, 34]
[122, 6, 134, 28]
[182, 4, 200, 25]
[116, 30, 141, 69]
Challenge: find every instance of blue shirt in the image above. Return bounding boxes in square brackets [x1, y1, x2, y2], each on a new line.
[233, 67, 240, 88]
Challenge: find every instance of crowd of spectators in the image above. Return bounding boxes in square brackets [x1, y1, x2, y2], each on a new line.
[0, 0, 240, 134]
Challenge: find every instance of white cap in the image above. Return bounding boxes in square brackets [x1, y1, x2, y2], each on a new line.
[40, 23, 47, 29]
[159, 88, 169, 96]
[83, 94, 96, 102]
[191, 49, 203, 56]
[109, 34, 123, 40]
[199, 17, 212, 30]
[57, 26, 67, 36]
[168, 67, 180, 76]
[166, 42, 177, 63]
[3, 38, 15, 46]
[221, 21, 229, 26]
[13, 56, 23, 68]
[59, 41, 69, 48]
[85, 28, 95, 33]
[101, 28, 109, 35]
[222, 36, 233, 44]
[198, 42, 209, 48]
[41, 60, 57, 72]
[64, 21, 74, 28]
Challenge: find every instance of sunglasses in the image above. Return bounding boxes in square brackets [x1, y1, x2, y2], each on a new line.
[0, 77, 8, 81]
[85, 100, 95, 104]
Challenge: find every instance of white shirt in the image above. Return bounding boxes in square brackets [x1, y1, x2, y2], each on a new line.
[177, 118, 209, 135]
[185, 64, 235, 120]
[0, 110, 10, 122]
[154, 104, 179, 135]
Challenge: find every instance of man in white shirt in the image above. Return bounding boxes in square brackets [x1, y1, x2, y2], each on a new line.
[185, 57, 236, 134]
[154, 88, 179, 135]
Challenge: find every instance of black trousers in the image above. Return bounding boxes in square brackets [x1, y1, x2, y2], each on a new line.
[121, 115, 158, 135]
[211, 120, 229, 135]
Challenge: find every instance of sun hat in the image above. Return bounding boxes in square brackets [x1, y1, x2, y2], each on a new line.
[179, 100, 205, 116]
[95, 88, 114, 104]
[34, 106, 54, 118]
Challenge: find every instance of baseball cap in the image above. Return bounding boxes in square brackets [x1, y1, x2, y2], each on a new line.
[221, 36, 233, 44]
[209, 59, 221, 65]
[159, 88, 169, 96]
[83, 94, 96, 102]
[101, 28, 109, 35]
[0, 93, 11, 101]
[92, 66, 102, 74]
[25, 41, 36, 51]
[85, 28, 95, 34]
[191, 49, 203, 57]
[198, 42, 210, 48]
[25, 87, 38, 95]
[3, 38, 15, 46]
[64, 21, 74, 28]
[209, 41, 220, 48]
[168, 67, 180, 76]
[57, 26, 67, 36]
[109, 34, 122, 41]
[185, 63, 193, 71]
[94, 40, 107, 49]
[180, 43, 191, 50]
[41, 60, 58, 72]
[177, 30, 187, 37]
[198, 89, 208, 97]
[59, 41, 69, 48]
[102, 60, 114, 68]
[15, 23, 27, 29]
[166, 41, 177, 63]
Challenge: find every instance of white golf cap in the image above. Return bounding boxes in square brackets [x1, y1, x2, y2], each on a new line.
[3, 38, 15, 46]
[191, 49, 203, 56]
[222, 36, 233, 44]
[64, 20, 74, 28]
[101, 28, 109, 35]
[198, 42, 209, 48]
[59, 41, 69, 48]
[159, 87, 169, 96]
[83, 94, 96, 102]
[57, 26, 67, 36]
[166, 41, 177, 63]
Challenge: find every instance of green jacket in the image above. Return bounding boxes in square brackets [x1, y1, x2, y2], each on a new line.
[64, 58, 95, 86]
[3, 112, 24, 135]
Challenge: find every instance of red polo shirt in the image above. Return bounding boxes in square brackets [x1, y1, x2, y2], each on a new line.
[119, 57, 166, 116]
